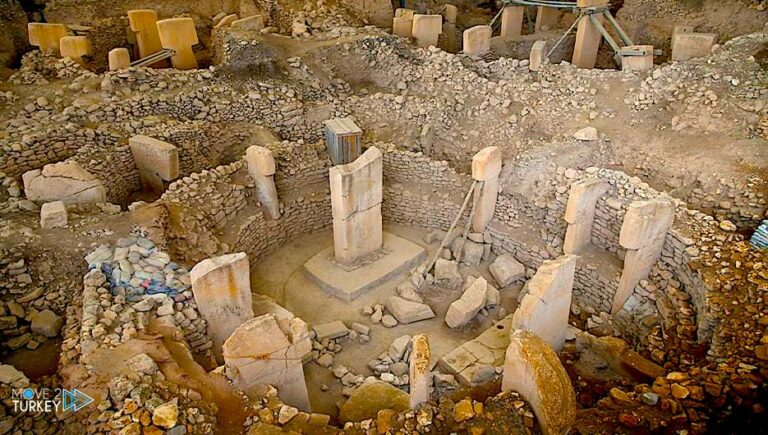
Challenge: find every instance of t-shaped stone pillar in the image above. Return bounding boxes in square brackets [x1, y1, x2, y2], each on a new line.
[612, 198, 674, 314]
[412, 14, 442, 48]
[463, 25, 491, 56]
[190, 252, 254, 362]
[512, 254, 578, 351]
[563, 178, 610, 254]
[59, 36, 91, 66]
[108, 48, 131, 71]
[127, 10, 164, 60]
[409, 334, 430, 409]
[28, 23, 68, 55]
[245, 146, 280, 220]
[572, 0, 609, 69]
[500, 6, 524, 38]
[471, 146, 502, 233]
[330, 146, 383, 265]
[156, 17, 199, 70]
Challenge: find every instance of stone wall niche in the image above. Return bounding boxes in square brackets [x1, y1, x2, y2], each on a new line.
[563, 178, 609, 254]
[245, 146, 280, 219]
[190, 252, 254, 361]
[612, 198, 675, 313]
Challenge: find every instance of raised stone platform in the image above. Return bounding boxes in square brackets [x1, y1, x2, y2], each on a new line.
[303, 232, 426, 302]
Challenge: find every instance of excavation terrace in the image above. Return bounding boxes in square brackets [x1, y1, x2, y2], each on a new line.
[0, 0, 767, 434]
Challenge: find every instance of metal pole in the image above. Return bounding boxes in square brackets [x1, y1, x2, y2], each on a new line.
[602, 10, 634, 46]
[454, 181, 484, 263]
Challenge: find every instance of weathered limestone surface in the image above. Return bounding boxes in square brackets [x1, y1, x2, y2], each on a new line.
[438, 314, 513, 386]
[512, 255, 577, 351]
[393, 17, 413, 38]
[502, 330, 577, 435]
[23, 161, 106, 204]
[409, 334, 430, 409]
[489, 254, 525, 287]
[232, 15, 265, 31]
[500, 6, 524, 38]
[330, 146, 383, 264]
[339, 380, 409, 423]
[535, 6, 560, 32]
[621, 45, 654, 71]
[59, 36, 91, 66]
[471, 146, 502, 233]
[40, 201, 67, 229]
[445, 277, 487, 328]
[563, 178, 610, 254]
[443, 4, 458, 25]
[108, 47, 131, 71]
[529, 40, 548, 71]
[156, 17, 199, 70]
[223, 314, 311, 411]
[671, 32, 718, 61]
[215, 14, 239, 29]
[386, 296, 435, 324]
[28, 23, 68, 55]
[190, 252, 254, 360]
[463, 25, 491, 56]
[412, 15, 442, 48]
[127, 9, 163, 59]
[613, 198, 674, 313]
[245, 146, 280, 219]
[572, 0, 609, 69]
[129, 135, 179, 193]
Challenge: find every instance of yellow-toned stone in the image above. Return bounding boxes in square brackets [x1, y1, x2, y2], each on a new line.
[339, 381, 409, 423]
[156, 17, 199, 70]
[108, 48, 131, 71]
[232, 15, 265, 31]
[28, 23, 68, 55]
[215, 14, 238, 28]
[453, 398, 475, 422]
[670, 383, 689, 399]
[59, 36, 91, 66]
[128, 9, 163, 59]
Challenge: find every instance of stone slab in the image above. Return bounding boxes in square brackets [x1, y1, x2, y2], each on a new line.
[304, 232, 426, 302]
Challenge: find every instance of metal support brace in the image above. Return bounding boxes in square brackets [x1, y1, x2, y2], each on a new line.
[130, 48, 175, 67]
[602, 10, 633, 46]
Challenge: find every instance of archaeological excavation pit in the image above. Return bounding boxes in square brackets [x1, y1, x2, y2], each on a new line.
[0, 0, 767, 434]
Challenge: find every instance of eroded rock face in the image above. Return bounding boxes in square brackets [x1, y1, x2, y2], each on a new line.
[502, 330, 576, 435]
[22, 161, 106, 204]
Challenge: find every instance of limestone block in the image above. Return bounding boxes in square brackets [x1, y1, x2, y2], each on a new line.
[332, 205, 383, 263]
[31, 310, 63, 338]
[409, 334, 430, 409]
[59, 36, 91, 66]
[563, 178, 609, 254]
[329, 147, 382, 220]
[129, 135, 179, 181]
[445, 277, 487, 328]
[127, 10, 163, 59]
[572, 0, 609, 69]
[471, 146, 502, 181]
[463, 25, 491, 56]
[489, 254, 525, 287]
[215, 14, 239, 29]
[156, 17, 199, 70]
[245, 146, 280, 219]
[190, 252, 254, 360]
[512, 255, 577, 350]
[529, 40, 547, 71]
[502, 330, 577, 435]
[434, 259, 460, 282]
[672, 25, 695, 37]
[412, 15, 442, 48]
[232, 15, 265, 31]
[500, 6, 524, 38]
[613, 236, 667, 314]
[223, 314, 310, 411]
[40, 201, 67, 229]
[394, 8, 415, 19]
[313, 321, 349, 341]
[23, 161, 106, 204]
[671, 33, 718, 61]
[619, 198, 675, 250]
[108, 48, 131, 71]
[28, 23, 68, 55]
[621, 45, 654, 71]
[393, 17, 413, 38]
[535, 6, 560, 32]
[443, 4, 458, 25]
[386, 296, 435, 324]
[339, 381, 409, 423]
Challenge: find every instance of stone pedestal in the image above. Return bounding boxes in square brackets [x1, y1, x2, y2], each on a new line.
[500, 6, 524, 39]
[463, 25, 491, 56]
[156, 17, 199, 70]
[127, 10, 163, 60]
[245, 146, 280, 219]
[128, 135, 179, 194]
[612, 198, 674, 313]
[28, 23, 68, 55]
[572, 0, 608, 69]
[563, 178, 609, 254]
[512, 255, 577, 351]
[471, 147, 502, 233]
[412, 14, 442, 48]
[108, 48, 131, 70]
[59, 36, 91, 66]
[190, 252, 254, 361]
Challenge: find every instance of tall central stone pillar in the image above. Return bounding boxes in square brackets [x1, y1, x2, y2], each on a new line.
[572, 0, 609, 69]
[330, 146, 383, 264]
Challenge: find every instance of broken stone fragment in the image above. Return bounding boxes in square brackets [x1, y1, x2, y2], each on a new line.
[313, 321, 349, 341]
[385, 296, 435, 324]
[39, 201, 67, 229]
[30, 309, 62, 338]
[573, 126, 598, 141]
[489, 254, 525, 287]
[445, 277, 487, 328]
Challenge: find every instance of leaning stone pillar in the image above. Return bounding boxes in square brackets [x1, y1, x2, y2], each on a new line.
[330, 147, 383, 264]
[563, 178, 609, 254]
[190, 252, 254, 361]
[500, 6, 524, 38]
[502, 330, 577, 435]
[223, 314, 311, 411]
[412, 14, 443, 48]
[409, 334, 430, 409]
[245, 146, 280, 219]
[512, 254, 577, 351]
[612, 198, 674, 313]
[463, 25, 491, 56]
[572, 0, 608, 69]
[156, 17, 199, 70]
[471, 146, 502, 233]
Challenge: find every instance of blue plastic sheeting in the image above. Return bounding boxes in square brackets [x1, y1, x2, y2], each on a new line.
[751, 220, 768, 249]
